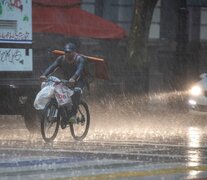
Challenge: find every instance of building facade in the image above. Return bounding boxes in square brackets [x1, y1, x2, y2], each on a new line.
[80, 0, 207, 93]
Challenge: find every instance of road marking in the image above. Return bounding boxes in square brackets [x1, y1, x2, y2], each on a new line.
[51, 166, 207, 180]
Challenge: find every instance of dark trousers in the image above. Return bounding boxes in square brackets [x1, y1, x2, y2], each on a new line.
[70, 80, 85, 116]
[60, 80, 84, 123]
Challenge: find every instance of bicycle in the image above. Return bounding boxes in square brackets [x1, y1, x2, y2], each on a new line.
[34, 76, 90, 142]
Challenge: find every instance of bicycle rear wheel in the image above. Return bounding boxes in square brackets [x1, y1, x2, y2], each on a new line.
[41, 99, 60, 142]
[70, 100, 90, 141]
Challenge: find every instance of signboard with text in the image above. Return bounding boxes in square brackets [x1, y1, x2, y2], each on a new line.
[0, 0, 32, 71]
[0, 0, 32, 43]
[0, 48, 32, 71]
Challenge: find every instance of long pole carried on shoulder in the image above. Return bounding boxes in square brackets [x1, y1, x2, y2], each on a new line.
[52, 50, 104, 62]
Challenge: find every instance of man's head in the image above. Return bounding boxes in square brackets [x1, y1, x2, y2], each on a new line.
[64, 42, 76, 63]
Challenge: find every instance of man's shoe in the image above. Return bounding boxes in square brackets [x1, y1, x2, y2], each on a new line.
[61, 120, 67, 129]
[68, 115, 77, 123]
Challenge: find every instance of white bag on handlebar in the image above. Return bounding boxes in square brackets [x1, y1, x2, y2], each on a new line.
[55, 84, 73, 106]
[34, 85, 55, 110]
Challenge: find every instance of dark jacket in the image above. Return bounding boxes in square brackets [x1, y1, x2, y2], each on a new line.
[42, 53, 85, 81]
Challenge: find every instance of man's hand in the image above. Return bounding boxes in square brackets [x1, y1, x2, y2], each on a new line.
[68, 78, 75, 87]
[39, 75, 47, 82]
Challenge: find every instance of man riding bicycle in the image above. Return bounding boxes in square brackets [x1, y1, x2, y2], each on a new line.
[40, 42, 86, 128]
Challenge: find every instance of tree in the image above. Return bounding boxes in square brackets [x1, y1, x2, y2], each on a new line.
[125, 0, 158, 93]
[174, 0, 189, 90]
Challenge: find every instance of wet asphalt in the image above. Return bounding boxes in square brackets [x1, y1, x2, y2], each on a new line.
[1, 97, 207, 179]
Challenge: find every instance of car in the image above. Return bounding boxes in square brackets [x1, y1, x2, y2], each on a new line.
[188, 73, 207, 113]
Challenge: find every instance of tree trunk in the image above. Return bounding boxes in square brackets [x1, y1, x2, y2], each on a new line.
[174, 0, 188, 90]
[125, 0, 158, 93]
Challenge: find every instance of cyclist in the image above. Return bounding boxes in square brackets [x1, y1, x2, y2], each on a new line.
[40, 42, 86, 128]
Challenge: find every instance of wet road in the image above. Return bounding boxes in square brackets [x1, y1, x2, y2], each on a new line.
[1, 137, 207, 180]
[1, 96, 207, 179]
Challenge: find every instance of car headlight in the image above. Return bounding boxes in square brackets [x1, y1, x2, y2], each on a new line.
[189, 86, 202, 96]
[188, 99, 197, 105]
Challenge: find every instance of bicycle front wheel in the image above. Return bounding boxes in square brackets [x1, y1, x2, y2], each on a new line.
[70, 100, 90, 141]
[41, 100, 60, 142]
